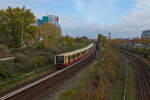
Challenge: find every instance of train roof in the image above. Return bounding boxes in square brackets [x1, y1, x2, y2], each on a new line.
[56, 43, 94, 57]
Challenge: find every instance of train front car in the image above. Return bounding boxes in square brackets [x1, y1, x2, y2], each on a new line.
[54, 55, 66, 68]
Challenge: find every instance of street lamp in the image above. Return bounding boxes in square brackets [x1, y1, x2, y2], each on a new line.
[21, 21, 24, 48]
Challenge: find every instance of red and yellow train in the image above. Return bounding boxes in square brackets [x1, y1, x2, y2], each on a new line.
[54, 43, 94, 68]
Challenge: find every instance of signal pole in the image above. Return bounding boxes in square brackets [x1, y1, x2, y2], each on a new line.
[108, 32, 111, 39]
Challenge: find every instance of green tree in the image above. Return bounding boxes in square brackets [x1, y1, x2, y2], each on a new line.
[62, 35, 75, 47]
[0, 6, 38, 48]
[97, 34, 106, 45]
[75, 36, 89, 46]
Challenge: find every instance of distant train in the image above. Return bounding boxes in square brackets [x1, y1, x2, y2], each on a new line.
[54, 43, 94, 68]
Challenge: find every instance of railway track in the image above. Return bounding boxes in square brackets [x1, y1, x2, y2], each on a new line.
[0, 50, 96, 100]
[121, 50, 150, 100]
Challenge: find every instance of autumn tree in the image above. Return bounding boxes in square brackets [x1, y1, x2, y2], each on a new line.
[40, 23, 61, 48]
[0, 6, 38, 48]
[130, 38, 150, 44]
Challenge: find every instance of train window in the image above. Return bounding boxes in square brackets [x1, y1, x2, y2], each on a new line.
[56, 56, 64, 64]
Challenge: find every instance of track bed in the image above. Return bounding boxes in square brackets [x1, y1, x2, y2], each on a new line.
[0, 50, 96, 100]
[121, 50, 150, 100]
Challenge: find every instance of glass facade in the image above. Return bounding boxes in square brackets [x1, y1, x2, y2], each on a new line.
[37, 19, 42, 27]
[142, 30, 150, 38]
[37, 15, 59, 27]
[42, 16, 49, 24]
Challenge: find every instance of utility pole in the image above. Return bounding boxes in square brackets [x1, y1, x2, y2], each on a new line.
[21, 22, 24, 48]
[108, 32, 111, 39]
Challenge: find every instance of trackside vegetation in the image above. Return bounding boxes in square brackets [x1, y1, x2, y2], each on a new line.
[126, 64, 136, 100]
[55, 37, 125, 100]
[0, 6, 90, 94]
[0, 36, 90, 93]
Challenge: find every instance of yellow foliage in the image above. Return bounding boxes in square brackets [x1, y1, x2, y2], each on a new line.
[40, 23, 61, 48]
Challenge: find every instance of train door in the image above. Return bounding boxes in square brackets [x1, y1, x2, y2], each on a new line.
[65, 56, 68, 64]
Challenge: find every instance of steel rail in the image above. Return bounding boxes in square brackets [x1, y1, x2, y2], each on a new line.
[122, 51, 150, 100]
[128, 58, 144, 100]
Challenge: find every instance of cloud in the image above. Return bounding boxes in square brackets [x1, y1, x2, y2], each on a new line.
[74, 0, 119, 23]
[135, 0, 150, 9]
[104, 0, 150, 38]
[1, 0, 150, 38]
[59, 15, 104, 38]
[66, 0, 150, 38]
[57, 0, 123, 38]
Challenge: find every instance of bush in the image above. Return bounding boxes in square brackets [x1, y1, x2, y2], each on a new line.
[0, 73, 6, 82]
[12, 63, 35, 73]
[0, 63, 14, 78]
[35, 42, 45, 49]
[32, 51, 54, 65]
[32, 51, 45, 56]
[14, 53, 30, 63]
[23, 48, 32, 55]
[44, 52, 54, 64]
[0, 45, 9, 58]
[32, 56, 49, 67]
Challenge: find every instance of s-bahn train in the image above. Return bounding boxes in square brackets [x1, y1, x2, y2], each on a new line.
[54, 43, 94, 68]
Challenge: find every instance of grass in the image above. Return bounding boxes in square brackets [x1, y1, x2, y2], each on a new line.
[0, 66, 54, 94]
[126, 63, 136, 100]
[119, 50, 136, 100]
[54, 60, 99, 100]
[111, 60, 136, 100]
[111, 78, 124, 100]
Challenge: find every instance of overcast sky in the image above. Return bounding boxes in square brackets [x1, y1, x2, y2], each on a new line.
[0, 0, 150, 38]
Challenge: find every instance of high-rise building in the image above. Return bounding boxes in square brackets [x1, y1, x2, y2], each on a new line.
[141, 30, 150, 38]
[37, 15, 59, 27]
[42, 16, 49, 24]
[48, 15, 59, 26]
[37, 19, 42, 28]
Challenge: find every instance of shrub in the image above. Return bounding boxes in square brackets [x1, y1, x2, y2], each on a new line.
[35, 42, 45, 49]
[24, 49, 32, 55]
[0, 45, 9, 58]
[12, 63, 34, 73]
[32, 56, 49, 67]
[14, 53, 30, 63]
[44, 52, 54, 64]
[0, 63, 14, 78]
[32, 51, 45, 56]
[89, 68, 101, 82]
[0, 73, 6, 82]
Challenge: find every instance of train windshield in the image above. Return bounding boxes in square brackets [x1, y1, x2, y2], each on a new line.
[56, 56, 64, 64]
